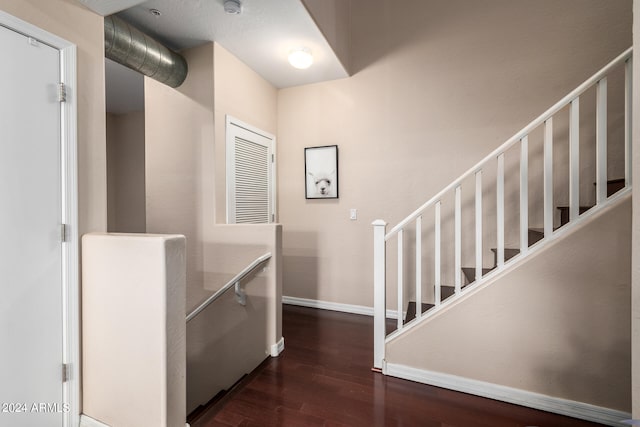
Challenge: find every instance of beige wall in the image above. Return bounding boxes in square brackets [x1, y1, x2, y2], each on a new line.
[213, 42, 278, 224]
[387, 195, 632, 411]
[187, 224, 282, 412]
[82, 233, 186, 427]
[145, 41, 282, 411]
[632, 0, 640, 418]
[277, 0, 632, 307]
[145, 40, 279, 291]
[0, 0, 107, 235]
[302, 0, 351, 74]
[145, 43, 215, 294]
[107, 111, 146, 233]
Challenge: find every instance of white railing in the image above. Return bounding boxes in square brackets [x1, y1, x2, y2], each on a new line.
[372, 47, 633, 370]
[186, 252, 272, 322]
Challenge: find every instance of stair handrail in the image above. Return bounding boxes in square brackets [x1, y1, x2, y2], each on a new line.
[186, 252, 272, 322]
[386, 46, 632, 240]
[372, 47, 633, 371]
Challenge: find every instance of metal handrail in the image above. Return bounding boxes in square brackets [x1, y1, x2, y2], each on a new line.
[186, 252, 272, 323]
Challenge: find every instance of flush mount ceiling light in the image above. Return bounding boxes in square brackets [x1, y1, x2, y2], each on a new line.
[288, 47, 313, 69]
[224, 0, 242, 14]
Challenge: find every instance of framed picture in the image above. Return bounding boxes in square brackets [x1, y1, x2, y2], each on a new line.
[305, 145, 338, 199]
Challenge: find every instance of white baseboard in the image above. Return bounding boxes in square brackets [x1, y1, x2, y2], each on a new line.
[384, 362, 630, 426]
[80, 415, 110, 427]
[80, 414, 190, 427]
[271, 337, 285, 357]
[282, 296, 402, 319]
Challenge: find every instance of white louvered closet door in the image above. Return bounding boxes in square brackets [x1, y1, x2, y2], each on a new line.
[226, 118, 275, 223]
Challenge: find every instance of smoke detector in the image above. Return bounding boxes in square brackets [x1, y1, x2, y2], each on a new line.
[224, 0, 242, 14]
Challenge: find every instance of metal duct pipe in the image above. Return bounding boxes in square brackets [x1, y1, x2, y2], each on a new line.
[104, 15, 188, 88]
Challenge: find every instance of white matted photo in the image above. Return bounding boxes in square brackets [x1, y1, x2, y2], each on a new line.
[305, 145, 338, 199]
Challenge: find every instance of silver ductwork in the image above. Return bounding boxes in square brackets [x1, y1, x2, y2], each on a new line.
[104, 15, 188, 88]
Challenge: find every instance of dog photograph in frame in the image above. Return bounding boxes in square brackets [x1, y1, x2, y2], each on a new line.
[305, 145, 338, 199]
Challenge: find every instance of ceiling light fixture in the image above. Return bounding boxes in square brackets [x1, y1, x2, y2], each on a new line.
[288, 47, 313, 69]
[149, 8, 161, 16]
[224, 0, 242, 15]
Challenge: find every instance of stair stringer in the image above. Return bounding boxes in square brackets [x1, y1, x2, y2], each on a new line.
[384, 192, 631, 424]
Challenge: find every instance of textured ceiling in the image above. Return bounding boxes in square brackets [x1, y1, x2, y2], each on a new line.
[82, 0, 348, 112]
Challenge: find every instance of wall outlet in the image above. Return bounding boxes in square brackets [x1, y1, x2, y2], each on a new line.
[350, 209, 357, 220]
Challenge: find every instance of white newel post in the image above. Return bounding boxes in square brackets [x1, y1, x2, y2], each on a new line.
[372, 220, 387, 371]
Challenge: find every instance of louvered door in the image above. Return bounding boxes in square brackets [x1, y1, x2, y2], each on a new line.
[226, 117, 275, 223]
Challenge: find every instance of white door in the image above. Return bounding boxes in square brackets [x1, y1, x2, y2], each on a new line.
[226, 117, 276, 224]
[0, 24, 65, 426]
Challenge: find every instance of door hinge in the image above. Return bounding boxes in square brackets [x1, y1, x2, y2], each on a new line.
[271, 154, 275, 163]
[272, 213, 275, 222]
[62, 363, 70, 383]
[58, 83, 67, 103]
[61, 224, 68, 243]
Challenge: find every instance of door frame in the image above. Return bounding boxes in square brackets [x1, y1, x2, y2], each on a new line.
[225, 115, 277, 224]
[0, 10, 79, 427]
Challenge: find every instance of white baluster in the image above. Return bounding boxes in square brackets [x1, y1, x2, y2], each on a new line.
[496, 153, 505, 267]
[544, 118, 554, 238]
[372, 220, 387, 370]
[397, 229, 404, 331]
[475, 171, 483, 282]
[625, 58, 632, 187]
[569, 98, 580, 221]
[596, 78, 608, 204]
[434, 201, 441, 306]
[415, 216, 422, 319]
[454, 186, 462, 294]
[520, 136, 529, 253]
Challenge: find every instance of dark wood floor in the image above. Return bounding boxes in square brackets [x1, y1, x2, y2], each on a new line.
[189, 305, 605, 427]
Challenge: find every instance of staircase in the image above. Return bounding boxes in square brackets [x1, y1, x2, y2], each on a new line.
[372, 47, 633, 371]
[402, 177, 626, 325]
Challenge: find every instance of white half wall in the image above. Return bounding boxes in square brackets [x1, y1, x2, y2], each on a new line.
[82, 233, 186, 427]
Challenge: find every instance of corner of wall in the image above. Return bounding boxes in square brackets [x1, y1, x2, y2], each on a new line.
[631, 0, 640, 418]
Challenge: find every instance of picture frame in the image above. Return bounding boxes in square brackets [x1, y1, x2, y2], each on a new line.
[305, 145, 339, 199]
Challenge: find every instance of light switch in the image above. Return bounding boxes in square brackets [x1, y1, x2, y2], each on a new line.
[350, 209, 357, 220]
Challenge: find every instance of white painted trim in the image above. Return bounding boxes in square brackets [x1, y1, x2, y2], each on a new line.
[81, 415, 192, 427]
[283, 296, 403, 319]
[544, 117, 554, 237]
[474, 171, 483, 281]
[270, 337, 285, 357]
[0, 10, 72, 48]
[396, 228, 404, 331]
[225, 115, 276, 224]
[372, 219, 388, 371]
[383, 189, 632, 343]
[569, 98, 580, 221]
[415, 215, 422, 319]
[61, 37, 80, 427]
[0, 11, 80, 427]
[384, 363, 631, 427]
[383, 47, 632, 238]
[519, 136, 529, 253]
[80, 414, 110, 427]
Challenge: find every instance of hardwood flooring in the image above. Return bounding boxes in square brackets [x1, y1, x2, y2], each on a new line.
[189, 305, 605, 427]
